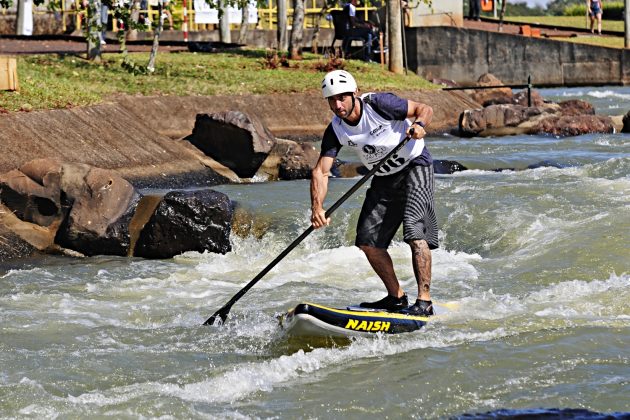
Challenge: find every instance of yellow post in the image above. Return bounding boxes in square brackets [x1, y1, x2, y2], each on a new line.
[75, 0, 81, 33]
[61, 0, 66, 32]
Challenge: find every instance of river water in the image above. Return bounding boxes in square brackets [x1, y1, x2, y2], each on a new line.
[1, 88, 629, 419]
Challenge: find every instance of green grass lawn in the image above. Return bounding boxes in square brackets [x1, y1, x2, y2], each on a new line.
[553, 35, 626, 48]
[0, 49, 436, 113]
[491, 15, 626, 48]
[500, 15, 625, 32]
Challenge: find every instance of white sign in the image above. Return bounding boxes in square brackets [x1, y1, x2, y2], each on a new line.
[193, 0, 258, 24]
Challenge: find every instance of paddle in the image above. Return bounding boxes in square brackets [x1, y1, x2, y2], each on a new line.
[203, 128, 416, 326]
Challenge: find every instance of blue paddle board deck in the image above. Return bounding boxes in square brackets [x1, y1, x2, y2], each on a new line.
[279, 302, 430, 337]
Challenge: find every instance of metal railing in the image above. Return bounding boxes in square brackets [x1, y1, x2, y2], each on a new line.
[442, 75, 533, 107]
[22, 0, 378, 34]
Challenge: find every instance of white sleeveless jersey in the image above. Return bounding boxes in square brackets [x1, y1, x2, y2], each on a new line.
[330, 93, 425, 176]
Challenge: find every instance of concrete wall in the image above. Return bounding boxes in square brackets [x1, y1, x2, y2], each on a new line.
[410, 0, 463, 28]
[406, 26, 630, 86]
[0, 90, 478, 176]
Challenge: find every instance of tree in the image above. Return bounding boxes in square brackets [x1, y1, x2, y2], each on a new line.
[288, 0, 305, 59]
[238, 0, 249, 43]
[387, 0, 403, 73]
[387, 0, 433, 73]
[87, 0, 103, 62]
[219, 0, 231, 42]
[147, 0, 165, 72]
[277, 0, 288, 51]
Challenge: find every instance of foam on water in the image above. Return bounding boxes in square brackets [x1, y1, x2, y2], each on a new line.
[60, 325, 511, 409]
[586, 90, 630, 101]
[53, 269, 629, 413]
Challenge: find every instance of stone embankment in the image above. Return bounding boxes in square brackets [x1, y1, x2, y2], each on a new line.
[0, 90, 478, 264]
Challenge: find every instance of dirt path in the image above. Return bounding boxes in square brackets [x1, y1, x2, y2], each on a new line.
[0, 36, 188, 55]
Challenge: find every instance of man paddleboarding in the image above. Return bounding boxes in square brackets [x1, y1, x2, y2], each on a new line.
[310, 70, 437, 316]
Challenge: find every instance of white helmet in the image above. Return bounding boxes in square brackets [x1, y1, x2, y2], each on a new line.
[321, 70, 357, 98]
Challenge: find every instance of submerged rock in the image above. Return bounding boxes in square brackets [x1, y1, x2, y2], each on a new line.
[622, 110, 630, 133]
[330, 159, 467, 177]
[434, 160, 468, 174]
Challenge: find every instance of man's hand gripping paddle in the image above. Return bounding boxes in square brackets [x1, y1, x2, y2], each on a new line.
[204, 128, 417, 326]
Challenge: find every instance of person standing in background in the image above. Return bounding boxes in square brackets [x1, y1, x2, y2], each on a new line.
[588, 0, 603, 35]
[468, 0, 481, 20]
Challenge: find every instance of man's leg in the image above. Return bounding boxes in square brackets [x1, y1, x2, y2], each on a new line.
[364, 32, 373, 61]
[356, 174, 408, 310]
[409, 239, 431, 301]
[401, 165, 438, 316]
[359, 245, 404, 298]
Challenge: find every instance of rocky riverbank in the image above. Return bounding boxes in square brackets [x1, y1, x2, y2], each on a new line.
[1, 85, 627, 265]
[0, 89, 478, 264]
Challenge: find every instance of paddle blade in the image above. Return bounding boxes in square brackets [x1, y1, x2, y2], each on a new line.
[203, 306, 229, 325]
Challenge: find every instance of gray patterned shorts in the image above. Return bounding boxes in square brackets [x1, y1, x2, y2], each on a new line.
[355, 164, 439, 250]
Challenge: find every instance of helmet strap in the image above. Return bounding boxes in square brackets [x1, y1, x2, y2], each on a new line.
[347, 93, 356, 118]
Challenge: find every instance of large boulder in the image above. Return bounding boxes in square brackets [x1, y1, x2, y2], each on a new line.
[0, 159, 67, 254]
[259, 138, 319, 180]
[533, 115, 615, 137]
[185, 111, 276, 178]
[0, 158, 64, 227]
[458, 99, 613, 137]
[468, 73, 513, 107]
[278, 142, 320, 181]
[0, 159, 141, 257]
[459, 104, 547, 137]
[0, 204, 40, 260]
[55, 164, 141, 257]
[512, 89, 545, 107]
[558, 99, 595, 116]
[134, 189, 233, 259]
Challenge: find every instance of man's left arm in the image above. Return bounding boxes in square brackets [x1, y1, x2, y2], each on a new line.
[406, 100, 433, 139]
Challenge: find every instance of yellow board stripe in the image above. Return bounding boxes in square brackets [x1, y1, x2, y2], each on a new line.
[303, 302, 430, 321]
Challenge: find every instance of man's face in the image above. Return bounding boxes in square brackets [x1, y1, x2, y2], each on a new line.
[327, 92, 354, 119]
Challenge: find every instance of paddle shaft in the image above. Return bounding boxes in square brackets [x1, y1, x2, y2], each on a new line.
[203, 131, 415, 326]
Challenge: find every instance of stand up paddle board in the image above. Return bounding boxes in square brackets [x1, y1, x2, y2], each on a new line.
[279, 302, 431, 338]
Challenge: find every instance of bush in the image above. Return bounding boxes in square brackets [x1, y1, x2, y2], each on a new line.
[564, 1, 625, 20]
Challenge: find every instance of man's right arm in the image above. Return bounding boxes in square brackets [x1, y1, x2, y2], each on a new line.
[310, 155, 335, 229]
